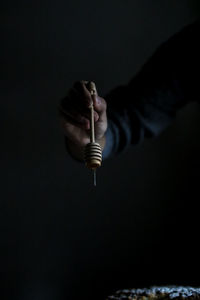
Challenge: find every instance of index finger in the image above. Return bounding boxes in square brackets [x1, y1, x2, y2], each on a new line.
[73, 80, 93, 107]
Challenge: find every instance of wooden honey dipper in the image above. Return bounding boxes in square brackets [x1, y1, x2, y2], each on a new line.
[84, 82, 102, 186]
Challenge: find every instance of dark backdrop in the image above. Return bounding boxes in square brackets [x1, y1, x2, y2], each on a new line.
[1, 1, 200, 299]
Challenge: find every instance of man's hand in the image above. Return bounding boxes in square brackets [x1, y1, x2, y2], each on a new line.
[59, 81, 107, 161]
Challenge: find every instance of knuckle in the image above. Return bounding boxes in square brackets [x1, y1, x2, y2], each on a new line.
[80, 80, 87, 86]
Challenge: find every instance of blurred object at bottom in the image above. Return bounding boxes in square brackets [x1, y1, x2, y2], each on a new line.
[107, 286, 200, 300]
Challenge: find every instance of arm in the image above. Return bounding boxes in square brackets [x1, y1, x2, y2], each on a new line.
[102, 20, 200, 159]
[59, 20, 200, 161]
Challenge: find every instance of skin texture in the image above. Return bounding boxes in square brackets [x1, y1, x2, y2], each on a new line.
[59, 81, 107, 161]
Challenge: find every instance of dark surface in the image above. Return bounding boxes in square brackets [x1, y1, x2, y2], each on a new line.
[1, 1, 200, 299]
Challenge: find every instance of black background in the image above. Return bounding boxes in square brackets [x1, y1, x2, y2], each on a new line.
[1, 1, 200, 299]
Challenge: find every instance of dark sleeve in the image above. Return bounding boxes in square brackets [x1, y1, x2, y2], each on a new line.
[103, 20, 200, 159]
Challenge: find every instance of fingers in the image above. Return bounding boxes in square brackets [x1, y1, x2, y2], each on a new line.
[59, 80, 100, 125]
[59, 80, 107, 132]
[73, 80, 93, 108]
[60, 81, 92, 115]
[59, 97, 99, 127]
[59, 117, 90, 146]
[84, 81, 107, 116]
[58, 104, 90, 130]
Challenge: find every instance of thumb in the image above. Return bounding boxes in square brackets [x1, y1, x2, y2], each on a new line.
[93, 95, 107, 117]
[86, 81, 107, 116]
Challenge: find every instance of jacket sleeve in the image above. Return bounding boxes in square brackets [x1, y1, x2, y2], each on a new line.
[102, 20, 200, 159]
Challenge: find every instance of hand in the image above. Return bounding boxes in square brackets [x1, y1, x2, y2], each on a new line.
[59, 81, 107, 160]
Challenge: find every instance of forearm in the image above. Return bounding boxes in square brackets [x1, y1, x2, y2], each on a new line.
[103, 20, 200, 158]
